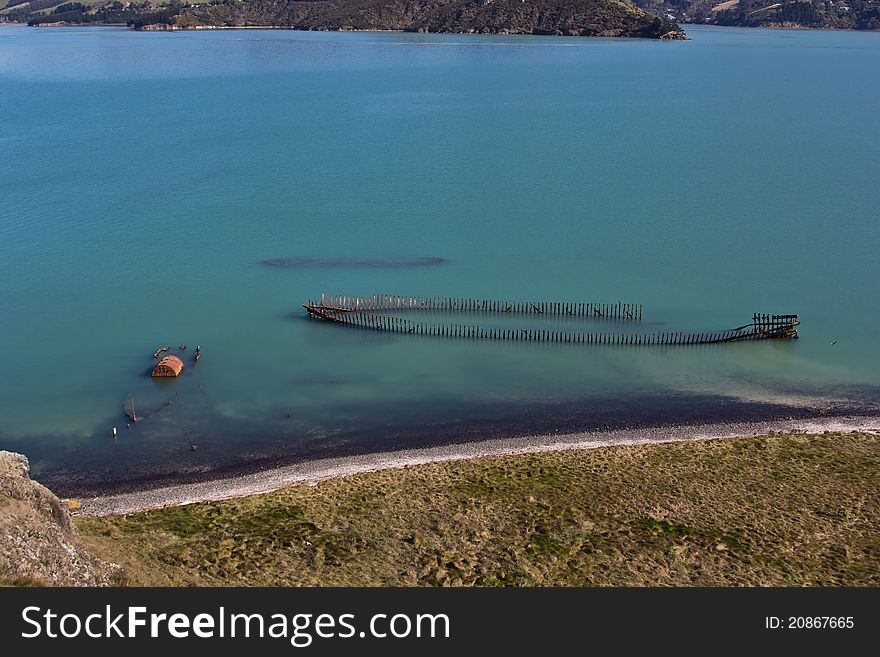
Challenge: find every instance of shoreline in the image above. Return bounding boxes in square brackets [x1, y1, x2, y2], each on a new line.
[20, 23, 686, 39]
[8, 20, 878, 35]
[21, 388, 879, 498]
[73, 414, 880, 517]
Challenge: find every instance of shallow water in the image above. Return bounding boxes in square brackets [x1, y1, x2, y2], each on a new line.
[1, 24, 878, 493]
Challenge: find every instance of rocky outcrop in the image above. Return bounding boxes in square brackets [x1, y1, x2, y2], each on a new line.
[136, 23, 181, 31]
[0, 451, 117, 586]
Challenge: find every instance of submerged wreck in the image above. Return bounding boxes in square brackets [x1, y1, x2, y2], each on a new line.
[303, 292, 799, 346]
[152, 355, 184, 377]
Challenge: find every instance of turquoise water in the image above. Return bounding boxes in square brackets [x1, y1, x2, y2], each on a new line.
[1, 24, 878, 492]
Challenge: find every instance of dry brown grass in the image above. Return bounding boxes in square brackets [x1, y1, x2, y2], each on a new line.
[77, 432, 880, 586]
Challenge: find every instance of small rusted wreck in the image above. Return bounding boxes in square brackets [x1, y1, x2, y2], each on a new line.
[151, 355, 184, 377]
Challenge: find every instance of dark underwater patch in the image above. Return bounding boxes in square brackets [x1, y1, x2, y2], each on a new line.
[262, 257, 447, 269]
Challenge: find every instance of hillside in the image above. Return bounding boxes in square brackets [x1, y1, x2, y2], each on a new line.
[74, 432, 880, 586]
[6, 0, 879, 31]
[179, 0, 686, 38]
[2, 432, 878, 586]
[5, 0, 687, 39]
[632, 0, 880, 30]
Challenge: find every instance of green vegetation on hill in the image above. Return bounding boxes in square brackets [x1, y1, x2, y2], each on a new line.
[5, 0, 686, 38]
[6, 0, 879, 30]
[633, 0, 880, 30]
[179, 0, 686, 38]
[75, 432, 880, 586]
[3, 0, 181, 26]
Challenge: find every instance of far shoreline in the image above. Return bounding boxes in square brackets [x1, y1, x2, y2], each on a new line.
[12, 22, 688, 39]
[73, 413, 880, 517]
[9, 20, 880, 36]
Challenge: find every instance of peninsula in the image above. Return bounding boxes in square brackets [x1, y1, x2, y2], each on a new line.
[7, 0, 880, 33]
[6, 0, 687, 39]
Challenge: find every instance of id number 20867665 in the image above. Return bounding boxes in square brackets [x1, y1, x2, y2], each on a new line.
[765, 617, 854, 630]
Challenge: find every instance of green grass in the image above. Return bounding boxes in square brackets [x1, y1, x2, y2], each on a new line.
[77, 432, 880, 586]
[0, 0, 179, 16]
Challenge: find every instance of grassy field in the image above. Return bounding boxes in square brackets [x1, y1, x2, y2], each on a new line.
[77, 432, 880, 586]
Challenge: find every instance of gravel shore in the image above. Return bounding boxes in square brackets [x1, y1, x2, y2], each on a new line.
[73, 414, 880, 516]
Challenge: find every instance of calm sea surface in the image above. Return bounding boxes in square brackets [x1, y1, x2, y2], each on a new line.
[1, 24, 878, 493]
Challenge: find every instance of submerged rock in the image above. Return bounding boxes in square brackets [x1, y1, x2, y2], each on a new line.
[0, 451, 117, 586]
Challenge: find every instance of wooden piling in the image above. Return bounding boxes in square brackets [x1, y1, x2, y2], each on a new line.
[304, 295, 797, 347]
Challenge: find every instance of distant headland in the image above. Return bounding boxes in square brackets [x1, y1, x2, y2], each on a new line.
[3, 0, 688, 39]
[5, 0, 878, 34]
[632, 0, 880, 31]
